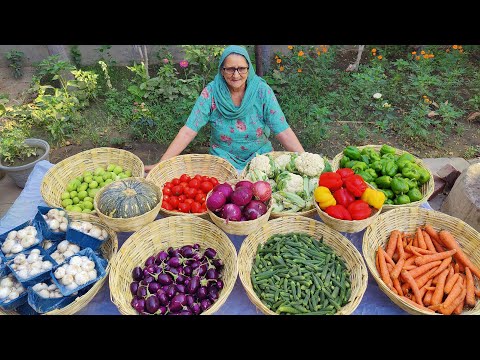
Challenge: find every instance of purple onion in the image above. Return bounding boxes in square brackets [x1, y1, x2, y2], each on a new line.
[213, 183, 234, 201]
[243, 199, 268, 220]
[236, 180, 253, 190]
[206, 190, 227, 212]
[221, 203, 242, 222]
[230, 186, 253, 207]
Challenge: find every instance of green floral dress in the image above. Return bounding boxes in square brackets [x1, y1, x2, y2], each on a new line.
[185, 81, 290, 170]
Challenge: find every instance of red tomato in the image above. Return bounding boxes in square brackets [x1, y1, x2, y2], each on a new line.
[195, 193, 206, 203]
[200, 203, 207, 212]
[163, 194, 170, 202]
[162, 201, 173, 211]
[171, 178, 180, 185]
[190, 201, 202, 213]
[180, 174, 191, 183]
[185, 187, 197, 199]
[184, 198, 194, 205]
[194, 174, 203, 181]
[178, 195, 187, 202]
[210, 177, 219, 187]
[162, 187, 172, 196]
[179, 181, 189, 188]
[164, 182, 173, 189]
[171, 185, 183, 196]
[168, 196, 179, 210]
[200, 181, 214, 193]
[188, 179, 200, 189]
[178, 202, 191, 213]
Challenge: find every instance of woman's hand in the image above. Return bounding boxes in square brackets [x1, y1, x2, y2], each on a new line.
[144, 164, 156, 175]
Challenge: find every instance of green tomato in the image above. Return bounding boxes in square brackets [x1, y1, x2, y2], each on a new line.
[78, 183, 89, 192]
[88, 188, 99, 198]
[61, 192, 71, 200]
[113, 165, 123, 175]
[107, 164, 116, 172]
[83, 170, 93, 178]
[84, 175, 93, 184]
[94, 175, 103, 184]
[124, 169, 132, 177]
[102, 172, 112, 181]
[83, 196, 93, 203]
[65, 205, 74, 211]
[76, 176, 84, 183]
[71, 206, 83, 213]
[62, 198, 73, 207]
[66, 181, 77, 192]
[104, 178, 114, 185]
[72, 197, 80, 204]
[69, 190, 78, 198]
[82, 208, 91, 213]
[77, 190, 88, 200]
[83, 201, 94, 210]
[89, 181, 98, 189]
[94, 167, 105, 176]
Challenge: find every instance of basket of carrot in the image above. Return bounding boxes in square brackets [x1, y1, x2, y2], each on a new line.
[363, 207, 480, 315]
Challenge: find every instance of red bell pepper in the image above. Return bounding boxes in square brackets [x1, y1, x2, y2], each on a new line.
[332, 187, 355, 207]
[336, 168, 355, 182]
[343, 174, 368, 197]
[318, 172, 343, 192]
[347, 200, 372, 220]
[325, 204, 352, 220]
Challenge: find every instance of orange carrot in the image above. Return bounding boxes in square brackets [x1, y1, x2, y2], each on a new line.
[405, 245, 436, 255]
[422, 230, 436, 253]
[444, 273, 461, 294]
[416, 227, 427, 250]
[439, 286, 466, 315]
[439, 230, 480, 279]
[408, 260, 442, 279]
[383, 251, 396, 267]
[431, 256, 453, 278]
[431, 238, 446, 253]
[423, 289, 434, 306]
[445, 265, 455, 285]
[414, 249, 457, 266]
[401, 269, 423, 306]
[475, 288, 480, 298]
[385, 230, 400, 259]
[465, 267, 476, 307]
[431, 268, 449, 306]
[453, 297, 465, 315]
[414, 267, 439, 289]
[424, 224, 440, 243]
[401, 296, 435, 313]
[413, 235, 419, 248]
[403, 265, 418, 271]
[457, 261, 465, 273]
[454, 262, 460, 273]
[375, 251, 380, 274]
[391, 256, 406, 280]
[404, 255, 417, 268]
[392, 277, 404, 296]
[378, 247, 393, 289]
[442, 277, 464, 309]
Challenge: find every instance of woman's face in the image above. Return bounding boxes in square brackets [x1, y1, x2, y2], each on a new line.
[221, 54, 249, 91]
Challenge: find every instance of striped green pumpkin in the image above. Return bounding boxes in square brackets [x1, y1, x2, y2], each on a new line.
[97, 178, 159, 218]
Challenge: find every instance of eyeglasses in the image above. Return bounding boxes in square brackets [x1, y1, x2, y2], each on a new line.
[222, 66, 249, 75]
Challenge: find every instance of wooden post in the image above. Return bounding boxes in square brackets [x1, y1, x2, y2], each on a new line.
[255, 45, 272, 76]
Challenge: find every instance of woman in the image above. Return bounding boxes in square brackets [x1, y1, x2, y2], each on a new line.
[144, 45, 305, 172]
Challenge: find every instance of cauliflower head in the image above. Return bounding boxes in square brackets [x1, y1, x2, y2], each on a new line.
[248, 154, 274, 178]
[294, 152, 325, 177]
[274, 154, 292, 171]
[276, 171, 304, 194]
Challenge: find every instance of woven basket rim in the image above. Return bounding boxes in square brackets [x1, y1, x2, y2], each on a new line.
[331, 144, 434, 210]
[238, 215, 368, 315]
[363, 206, 480, 315]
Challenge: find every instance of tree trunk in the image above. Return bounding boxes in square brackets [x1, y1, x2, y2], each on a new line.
[46, 45, 74, 80]
[255, 45, 272, 76]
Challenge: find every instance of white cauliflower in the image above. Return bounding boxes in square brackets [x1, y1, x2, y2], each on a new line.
[276, 172, 304, 194]
[294, 152, 325, 177]
[274, 154, 292, 171]
[248, 154, 274, 177]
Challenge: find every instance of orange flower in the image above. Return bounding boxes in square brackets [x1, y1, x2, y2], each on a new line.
[453, 45, 458, 49]
[279, 66, 284, 72]
[317, 51, 321, 55]
[288, 45, 293, 50]
[298, 51, 304, 57]
[429, 54, 434, 58]
[297, 68, 303, 73]
[411, 51, 417, 55]
[420, 50, 425, 55]
[423, 55, 429, 59]
[322, 46, 327, 53]
[275, 55, 278, 59]
[377, 55, 383, 60]
[416, 56, 420, 60]
[276, 58, 282, 64]
[459, 49, 464, 53]
[371, 48, 377, 52]
[458, 45, 463, 49]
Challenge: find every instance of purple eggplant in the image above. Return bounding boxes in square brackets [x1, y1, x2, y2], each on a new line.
[145, 295, 160, 314]
[132, 266, 143, 281]
[187, 275, 200, 294]
[212, 258, 224, 270]
[167, 246, 174, 256]
[155, 251, 168, 263]
[131, 297, 146, 313]
[206, 268, 219, 280]
[191, 261, 201, 270]
[200, 298, 212, 311]
[186, 295, 195, 307]
[197, 286, 208, 300]
[175, 284, 186, 294]
[136, 286, 147, 298]
[156, 292, 169, 306]
[175, 274, 186, 284]
[193, 243, 200, 250]
[157, 273, 173, 286]
[169, 267, 179, 276]
[143, 275, 154, 284]
[145, 256, 156, 266]
[158, 306, 168, 315]
[183, 278, 191, 288]
[169, 294, 187, 312]
[192, 253, 203, 261]
[181, 245, 195, 258]
[208, 287, 219, 302]
[178, 310, 193, 315]
[171, 249, 181, 258]
[166, 284, 177, 299]
[146, 265, 156, 274]
[215, 279, 224, 290]
[190, 302, 202, 315]
[148, 281, 161, 294]
[196, 264, 208, 277]
[183, 266, 192, 276]
[167, 256, 181, 268]
[130, 281, 139, 295]
[204, 248, 217, 259]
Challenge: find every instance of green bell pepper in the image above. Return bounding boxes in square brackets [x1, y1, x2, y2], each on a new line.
[417, 167, 431, 185]
[345, 160, 360, 169]
[339, 155, 350, 168]
[404, 178, 418, 189]
[381, 153, 396, 161]
[343, 146, 362, 161]
[407, 188, 423, 202]
[361, 147, 381, 162]
[394, 194, 411, 205]
[385, 199, 395, 205]
[375, 175, 392, 189]
[380, 188, 394, 199]
[381, 161, 399, 177]
[357, 170, 375, 183]
[360, 154, 370, 165]
[396, 158, 414, 171]
[370, 160, 385, 174]
[397, 153, 416, 163]
[380, 144, 396, 155]
[401, 163, 421, 180]
[365, 168, 378, 179]
[351, 161, 368, 173]
[391, 177, 410, 195]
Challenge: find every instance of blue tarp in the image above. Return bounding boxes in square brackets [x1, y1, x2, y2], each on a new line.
[1, 160, 434, 315]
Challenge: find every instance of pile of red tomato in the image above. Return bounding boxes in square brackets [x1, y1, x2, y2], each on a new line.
[161, 173, 219, 214]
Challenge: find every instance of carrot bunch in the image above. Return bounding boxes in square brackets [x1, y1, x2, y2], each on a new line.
[375, 224, 480, 315]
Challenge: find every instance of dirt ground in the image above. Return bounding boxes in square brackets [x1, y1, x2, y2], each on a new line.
[1, 49, 479, 164]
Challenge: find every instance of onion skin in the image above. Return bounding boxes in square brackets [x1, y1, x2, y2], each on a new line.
[206, 191, 227, 212]
[236, 180, 253, 190]
[230, 187, 253, 207]
[213, 183, 234, 201]
[252, 181, 272, 202]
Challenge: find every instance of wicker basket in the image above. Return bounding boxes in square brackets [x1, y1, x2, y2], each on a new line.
[93, 177, 163, 233]
[206, 179, 273, 236]
[238, 216, 368, 315]
[109, 215, 238, 315]
[314, 184, 383, 233]
[145, 154, 239, 220]
[363, 207, 480, 315]
[241, 151, 318, 219]
[331, 145, 434, 212]
[41, 147, 145, 215]
[0, 212, 118, 315]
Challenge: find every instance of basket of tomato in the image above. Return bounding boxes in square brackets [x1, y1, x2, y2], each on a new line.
[145, 154, 239, 220]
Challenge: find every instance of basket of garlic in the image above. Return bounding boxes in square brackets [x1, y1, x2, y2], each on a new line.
[0, 273, 28, 310]
[34, 206, 69, 242]
[27, 280, 78, 313]
[66, 219, 109, 251]
[0, 221, 43, 260]
[6, 247, 57, 288]
[51, 247, 107, 297]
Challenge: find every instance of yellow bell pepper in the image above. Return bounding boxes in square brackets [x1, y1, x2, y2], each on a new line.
[314, 186, 336, 210]
[360, 188, 386, 210]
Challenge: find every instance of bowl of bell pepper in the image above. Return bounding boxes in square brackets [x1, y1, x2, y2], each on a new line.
[314, 168, 385, 233]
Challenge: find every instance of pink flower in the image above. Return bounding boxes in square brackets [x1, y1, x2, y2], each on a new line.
[256, 128, 263, 137]
[179, 60, 189, 68]
[162, 58, 169, 64]
[212, 97, 217, 111]
[220, 135, 232, 146]
[201, 88, 210, 99]
[229, 127, 234, 133]
[212, 144, 219, 149]
[270, 109, 276, 114]
[236, 120, 246, 132]
[241, 146, 247, 151]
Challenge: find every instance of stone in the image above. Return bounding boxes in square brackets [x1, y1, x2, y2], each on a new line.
[429, 175, 446, 200]
[436, 163, 461, 188]
[441, 163, 480, 232]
